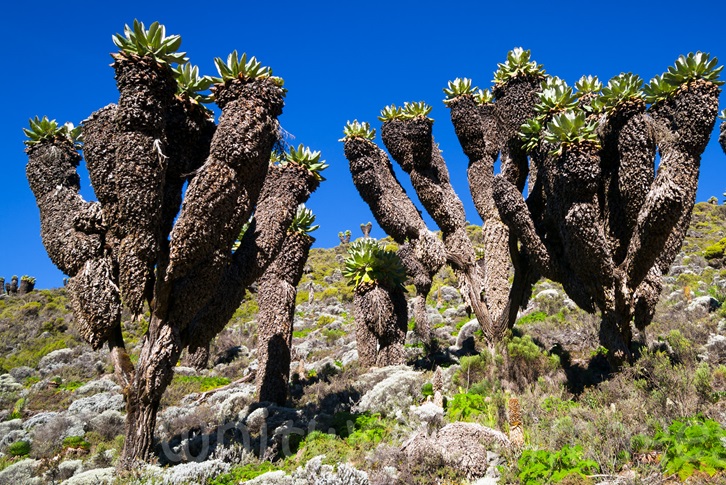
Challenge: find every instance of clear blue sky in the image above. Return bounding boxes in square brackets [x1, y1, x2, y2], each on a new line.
[2, 1, 725, 288]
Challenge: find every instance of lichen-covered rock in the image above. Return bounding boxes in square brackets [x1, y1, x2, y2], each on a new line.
[353, 367, 423, 418]
[57, 459, 83, 480]
[0, 458, 41, 484]
[403, 422, 509, 480]
[37, 348, 75, 373]
[139, 459, 231, 485]
[0, 373, 22, 393]
[68, 392, 124, 415]
[22, 412, 60, 430]
[75, 378, 121, 396]
[700, 334, 726, 364]
[61, 466, 115, 484]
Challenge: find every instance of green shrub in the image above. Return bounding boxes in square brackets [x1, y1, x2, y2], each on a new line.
[322, 328, 345, 343]
[209, 462, 278, 484]
[453, 353, 490, 389]
[421, 382, 434, 398]
[7, 440, 31, 457]
[446, 392, 491, 423]
[19, 301, 42, 317]
[517, 311, 548, 326]
[654, 416, 726, 481]
[507, 335, 543, 362]
[172, 375, 230, 392]
[62, 435, 91, 450]
[704, 238, 726, 259]
[518, 445, 599, 484]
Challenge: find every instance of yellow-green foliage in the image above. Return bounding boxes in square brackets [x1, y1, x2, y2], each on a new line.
[209, 462, 279, 484]
[232, 296, 259, 322]
[704, 238, 726, 259]
[0, 334, 77, 373]
[162, 375, 230, 405]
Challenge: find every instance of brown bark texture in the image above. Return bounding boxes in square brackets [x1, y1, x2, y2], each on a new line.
[256, 231, 313, 405]
[353, 283, 408, 367]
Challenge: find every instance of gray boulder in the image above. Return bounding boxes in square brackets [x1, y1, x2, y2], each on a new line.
[0, 373, 22, 393]
[61, 467, 115, 484]
[9, 366, 34, 381]
[74, 378, 120, 396]
[353, 367, 423, 418]
[38, 348, 75, 373]
[455, 320, 479, 351]
[0, 458, 41, 484]
[68, 392, 124, 415]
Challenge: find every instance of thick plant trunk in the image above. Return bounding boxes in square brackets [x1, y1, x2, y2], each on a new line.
[120, 396, 159, 469]
[256, 280, 296, 405]
[599, 310, 633, 370]
[183, 343, 210, 370]
[256, 232, 311, 405]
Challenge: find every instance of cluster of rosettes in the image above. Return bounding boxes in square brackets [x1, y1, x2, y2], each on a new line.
[343, 238, 407, 290]
[435, 49, 723, 158]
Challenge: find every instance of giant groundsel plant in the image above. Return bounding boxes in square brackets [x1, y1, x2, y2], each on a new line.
[25, 21, 322, 468]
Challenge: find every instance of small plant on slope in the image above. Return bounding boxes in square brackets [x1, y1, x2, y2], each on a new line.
[654, 417, 726, 481]
[518, 445, 600, 484]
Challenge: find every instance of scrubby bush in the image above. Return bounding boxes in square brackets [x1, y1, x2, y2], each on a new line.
[517, 445, 599, 484]
[7, 440, 31, 457]
[654, 416, 726, 481]
[704, 238, 726, 260]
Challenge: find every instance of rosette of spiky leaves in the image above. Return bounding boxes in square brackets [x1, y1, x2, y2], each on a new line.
[23, 117, 83, 148]
[286, 144, 328, 181]
[543, 110, 600, 155]
[443, 78, 476, 104]
[212, 50, 273, 83]
[663, 52, 724, 87]
[493, 47, 545, 85]
[401, 101, 433, 120]
[112, 20, 187, 65]
[340, 120, 376, 141]
[643, 74, 678, 105]
[590, 73, 644, 114]
[379, 104, 404, 122]
[344, 239, 407, 290]
[473, 88, 493, 105]
[575, 75, 602, 97]
[289, 204, 319, 234]
[534, 77, 578, 117]
[173, 63, 214, 105]
[519, 117, 544, 153]
[20, 276, 36, 284]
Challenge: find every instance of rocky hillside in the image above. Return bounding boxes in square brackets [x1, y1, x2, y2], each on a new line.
[0, 201, 725, 484]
